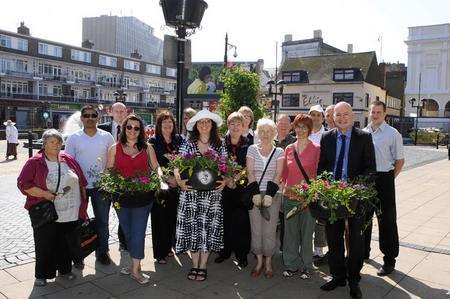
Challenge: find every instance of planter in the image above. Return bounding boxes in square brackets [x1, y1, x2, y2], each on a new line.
[188, 167, 219, 191]
[309, 197, 359, 221]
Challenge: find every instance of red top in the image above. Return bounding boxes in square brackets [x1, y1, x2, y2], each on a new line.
[17, 150, 88, 220]
[281, 141, 321, 187]
[114, 143, 150, 178]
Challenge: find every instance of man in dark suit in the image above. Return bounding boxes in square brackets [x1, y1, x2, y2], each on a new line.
[98, 102, 129, 251]
[318, 102, 376, 299]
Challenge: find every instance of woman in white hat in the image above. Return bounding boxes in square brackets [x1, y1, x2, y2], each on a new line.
[4, 120, 19, 160]
[174, 109, 227, 282]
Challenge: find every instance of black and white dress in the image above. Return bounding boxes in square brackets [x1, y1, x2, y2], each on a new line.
[175, 140, 227, 253]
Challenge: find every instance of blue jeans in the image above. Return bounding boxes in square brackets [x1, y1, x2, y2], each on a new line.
[117, 203, 153, 259]
[88, 188, 111, 256]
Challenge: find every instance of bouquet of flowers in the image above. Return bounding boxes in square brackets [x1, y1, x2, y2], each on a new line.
[286, 172, 377, 223]
[96, 169, 160, 209]
[166, 149, 242, 190]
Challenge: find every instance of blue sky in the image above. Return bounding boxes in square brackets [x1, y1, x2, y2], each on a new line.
[1, 0, 449, 68]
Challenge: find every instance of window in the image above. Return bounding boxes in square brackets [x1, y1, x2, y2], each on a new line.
[71, 49, 91, 63]
[146, 64, 161, 75]
[333, 68, 358, 81]
[0, 58, 28, 73]
[282, 70, 308, 83]
[70, 69, 92, 81]
[0, 80, 29, 95]
[38, 63, 62, 77]
[38, 43, 62, 57]
[282, 94, 300, 107]
[333, 92, 354, 106]
[166, 67, 176, 77]
[0, 34, 28, 51]
[124, 60, 140, 71]
[99, 55, 117, 68]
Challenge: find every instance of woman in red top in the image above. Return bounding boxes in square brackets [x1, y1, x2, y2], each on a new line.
[280, 114, 320, 279]
[106, 115, 159, 285]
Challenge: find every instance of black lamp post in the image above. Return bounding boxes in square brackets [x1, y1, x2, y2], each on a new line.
[224, 33, 237, 67]
[267, 79, 285, 121]
[160, 0, 208, 133]
[409, 97, 425, 145]
[113, 90, 127, 103]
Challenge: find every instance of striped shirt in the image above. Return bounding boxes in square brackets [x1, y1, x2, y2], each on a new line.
[247, 145, 284, 192]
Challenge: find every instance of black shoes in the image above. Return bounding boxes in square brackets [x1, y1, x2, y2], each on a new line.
[349, 284, 362, 298]
[313, 252, 329, 267]
[237, 258, 248, 268]
[377, 264, 395, 276]
[97, 253, 112, 265]
[73, 261, 85, 270]
[214, 255, 229, 264]
[320, 278, 347, 291]
[119, 243, 128, 252]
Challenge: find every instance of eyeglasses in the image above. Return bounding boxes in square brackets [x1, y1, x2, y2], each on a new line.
[126, 125, 140, 131]
[82, 113, 98, 119]
[295, 125, 309, 131]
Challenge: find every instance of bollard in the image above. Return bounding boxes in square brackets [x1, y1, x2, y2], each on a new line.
[436, 133, 439, 150]
[28, 131, 33, 158]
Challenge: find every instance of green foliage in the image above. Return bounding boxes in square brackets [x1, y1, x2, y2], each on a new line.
[409, 128, 441, 144]
[218, 67, 267, 128]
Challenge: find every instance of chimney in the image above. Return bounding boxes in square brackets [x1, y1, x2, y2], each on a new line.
[131, 49, 142, 60]
[313, 30, 322, 39]
[82, 39, 94, 49]
[17, 22, 30, 36]
[347, 44, 353, 53]
[284, 34, 292, 42]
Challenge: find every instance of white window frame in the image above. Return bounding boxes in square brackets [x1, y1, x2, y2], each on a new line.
[124, 60, 140, 71]
[0, 34, 28, 51]
[99, 55, 117, 68]
[71, 49, 91, 63]
[146, 64, 161, 75]
[38, 43, 62, 57]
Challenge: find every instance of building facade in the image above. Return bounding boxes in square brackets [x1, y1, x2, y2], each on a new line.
[82, 15, 163, 65]
[0, 23, 176, 131]
[279, 52, 401, 128]
[405, 23, 450, 130]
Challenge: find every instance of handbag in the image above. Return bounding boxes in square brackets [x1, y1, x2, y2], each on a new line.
[79, 218, 98, 258]
[29, 157, 61, 229]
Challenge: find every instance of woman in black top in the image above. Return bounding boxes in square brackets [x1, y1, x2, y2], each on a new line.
[149, 111, 183, 264]
[214, 112, 251, 268]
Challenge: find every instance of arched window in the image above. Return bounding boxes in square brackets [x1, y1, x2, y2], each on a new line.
[445, 101, 450, 118]
[421, 99, 439, 117]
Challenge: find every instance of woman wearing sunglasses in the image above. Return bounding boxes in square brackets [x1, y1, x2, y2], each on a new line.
[106, 114, 159, 284]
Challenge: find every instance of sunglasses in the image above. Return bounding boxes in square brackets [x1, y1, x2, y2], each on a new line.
[82, 113, 98, 119]
[126, 125, 141, 131]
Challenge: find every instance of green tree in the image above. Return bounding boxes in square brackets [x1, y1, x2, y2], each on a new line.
[218, 67, 267, 128]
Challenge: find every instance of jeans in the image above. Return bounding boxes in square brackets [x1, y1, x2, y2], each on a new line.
[88, 188, 110, 256]
[117, 203, 153, 259]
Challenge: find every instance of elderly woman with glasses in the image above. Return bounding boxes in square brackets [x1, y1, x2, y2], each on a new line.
[281, 113, 320, 279]
[17, 129, 88, 287]
[246, 118, 284, 279]
[106, 114, 159, 285]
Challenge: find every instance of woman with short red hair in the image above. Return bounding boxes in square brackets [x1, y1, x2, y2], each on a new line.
[281, 113, 321, 279]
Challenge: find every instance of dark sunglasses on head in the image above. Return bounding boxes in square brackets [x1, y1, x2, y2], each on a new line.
[82, 113, 98, 119]
[126, 125, 140, 131]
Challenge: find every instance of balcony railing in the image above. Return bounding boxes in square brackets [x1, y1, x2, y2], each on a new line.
[0, 70, 34, 79]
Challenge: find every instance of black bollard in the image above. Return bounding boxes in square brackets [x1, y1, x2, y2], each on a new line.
[28, 131, 33, 158]
[436, 133, 439, 150]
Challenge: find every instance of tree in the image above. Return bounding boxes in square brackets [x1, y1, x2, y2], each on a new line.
[218, 67, 266, 127]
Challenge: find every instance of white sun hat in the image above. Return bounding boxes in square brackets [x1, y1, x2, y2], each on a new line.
[186, 109, 223, 131]
[3, 119, 15, 126]
[308, 104, 324, 114]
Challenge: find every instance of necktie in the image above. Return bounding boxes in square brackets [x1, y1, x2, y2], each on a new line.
[335, 135, 346, 180]
[116, 125, 121, 141]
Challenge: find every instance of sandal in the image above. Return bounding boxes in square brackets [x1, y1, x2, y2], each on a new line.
[187, 268, 198, 280]
[196, 269, 207, 282]
[130, 273, 150, 285]
[120, 267, 131, 275]
[251, 267, 264, 278]
[264, 269, 274, 279]
[282, 269, 299, 278]
[300, 270, 311, 280]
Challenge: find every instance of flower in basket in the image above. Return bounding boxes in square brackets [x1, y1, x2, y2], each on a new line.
[285, 182, 310, 219]
[96, 169, 160, 209]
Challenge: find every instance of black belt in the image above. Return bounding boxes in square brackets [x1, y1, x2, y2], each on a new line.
[376, 170, 394, 176]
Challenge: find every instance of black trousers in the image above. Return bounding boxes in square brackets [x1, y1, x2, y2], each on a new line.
[151, 189, 178, 260]
[219, 187, 251, 261]
[326, 215, 365, 285]
[33, 220, 79, 279]
[364, 171, 399, 266]
[118, 225, 127, 249]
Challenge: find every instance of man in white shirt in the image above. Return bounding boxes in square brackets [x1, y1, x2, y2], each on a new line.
[309, 105, 326, 145]
[98, 102, 128, 141]
[363, 101, 404, 276]
[65, 105, 115, 265]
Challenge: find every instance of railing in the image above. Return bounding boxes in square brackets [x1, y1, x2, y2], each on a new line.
[2, 70, 34, 79]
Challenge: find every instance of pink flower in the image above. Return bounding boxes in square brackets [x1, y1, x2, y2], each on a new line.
[139, 176, 150, 184]
[219, 163, 228, 174]
[301, 183, 309, 191]
[324, 180, 331, 189]
[339, 181, 348, 189]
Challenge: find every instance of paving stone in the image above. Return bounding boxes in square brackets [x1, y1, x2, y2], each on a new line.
[45, 282, 112, 299]
[0, 279, 63, 299]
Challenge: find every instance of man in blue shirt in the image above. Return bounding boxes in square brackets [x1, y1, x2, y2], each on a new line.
[318, 102, 376, 299]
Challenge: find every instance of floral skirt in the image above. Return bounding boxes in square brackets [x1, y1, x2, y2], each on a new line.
[175, 190, 224, 253]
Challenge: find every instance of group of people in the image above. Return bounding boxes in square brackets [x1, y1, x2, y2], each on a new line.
[17, 99, 404, 298]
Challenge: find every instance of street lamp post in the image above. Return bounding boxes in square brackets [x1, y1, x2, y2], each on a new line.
[113, 89, 127, 103]
[224, 33, 237, 67]
[409, 72, 424, 146]
[160, 0, 208, 133]
[267, 80, 285, 121]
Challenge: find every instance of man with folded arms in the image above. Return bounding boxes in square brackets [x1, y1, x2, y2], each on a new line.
[318, 102, 376, 298]
[363, 101, 404, 276]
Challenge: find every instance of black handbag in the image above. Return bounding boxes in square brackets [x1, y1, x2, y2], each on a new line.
[29, 157, 61, 229]
[79, 218, 98, 258]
